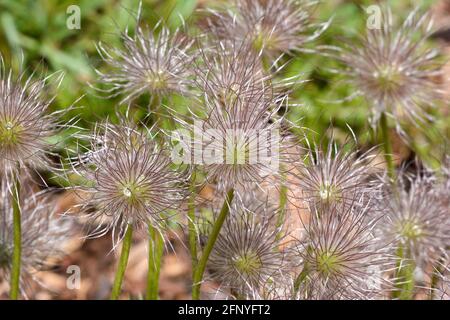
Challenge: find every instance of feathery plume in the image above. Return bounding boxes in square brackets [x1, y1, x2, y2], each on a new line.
[195, 37, 271, 102]
[292, 140, 380, 211]
[174, 79, 290, 193]
[206, 0, 330, 60]
[194, 36, 302, 105]
[207, 199, 284, 298]
[74, 121, 188, 244]
[332, 8, 443, 130]
[374, 174, 449, 267]
[97, 22, 196, 105]
[0, 58, 63, 181]
[295, 200, 389, 299]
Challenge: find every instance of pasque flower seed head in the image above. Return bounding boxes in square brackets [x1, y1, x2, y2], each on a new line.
[0, 58, 63, 181]
[292, 140, 380, 211]
[97, 22, 196, 105]
[75, 121, 188, 244]
[374, 173, 449, 267]
[332, 8, 443, 130]
[206, 0, 330, 60]
[207, 199, 284, 298]
[295, 200, 390, 300]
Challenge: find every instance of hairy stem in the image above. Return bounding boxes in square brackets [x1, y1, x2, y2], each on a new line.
[110, 225, 133, 300]
[187, 173, 198, 273]
[276, 170, 288, 240]
[149, 95, 174, 131]
[393, 245, 415, 300]
[10, 173, 21, 300]
[192, 189, 234, 300]
[146, 224, 164, 300]
[293, 262, 310, 299]
[379, 112, 395, 181]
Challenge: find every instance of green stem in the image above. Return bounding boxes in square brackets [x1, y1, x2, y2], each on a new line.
[192, 189, 234, 300]
[110, 225, 133, 300]
[393, 245, 415, 300]
[429, 268, 440, 301]
[187, 173, 198, 273]
[10, 173, 21, 300]
[149, 95, 174, 131]
[146, 225, 164, 300]
[293, 262, 310, 299]
[379, 112, 395, 181]
[293, 245, 313, 299]
[150, 95, 161, 125]
[276, 170, 288, 240]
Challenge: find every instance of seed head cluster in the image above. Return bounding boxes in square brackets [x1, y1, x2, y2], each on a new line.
[0, 2, 448, 301]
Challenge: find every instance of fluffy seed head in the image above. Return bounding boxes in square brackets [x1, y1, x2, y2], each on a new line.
[334, 8, 443, 128]
[293, 140, 380, 211]
[76, 121, 187, 244]
[0, 60, 61, 180]
[206, 0, 330, 60]
[175, 80, 290, 192]
[195, 38, 272, 102]
[97, 23, 195, 104]
[296, 201, 389, 299]
[375, 174, 449, 267]
[207, 200, 284, 298]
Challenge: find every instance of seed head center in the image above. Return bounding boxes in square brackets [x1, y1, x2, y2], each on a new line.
[120, 180, 146, 204]
[319, 182, 338, 202]
[374, 65, 403, 91]
[123, 186, 133, 198]
[0, 119, 22, 146]
[317, 250, 341, 276]
[146, 69, 167, 91]
[398, 219, 423, 241]
[232, 251, 262, 274]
